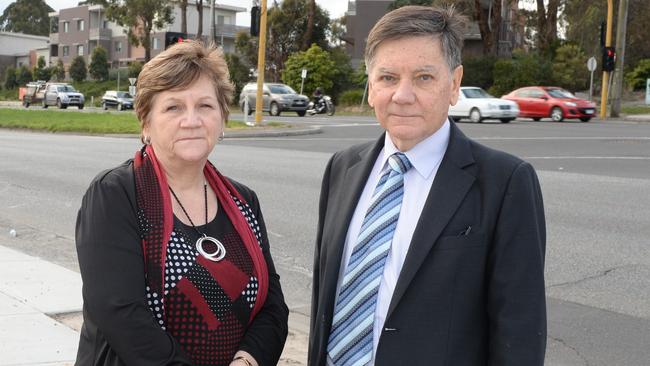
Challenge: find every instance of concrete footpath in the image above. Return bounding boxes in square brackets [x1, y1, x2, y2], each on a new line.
[0, 244, 309, 366]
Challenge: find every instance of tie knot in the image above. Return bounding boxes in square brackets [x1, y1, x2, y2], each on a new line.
[388, 152, 412, 174]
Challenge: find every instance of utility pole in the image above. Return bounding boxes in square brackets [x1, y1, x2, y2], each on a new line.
[254, 0, 268, 126]
[611, 0, 629, 117]
[600, 0, 614, 119]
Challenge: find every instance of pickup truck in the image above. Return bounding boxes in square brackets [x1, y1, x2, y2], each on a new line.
[42, 83, 85, 109]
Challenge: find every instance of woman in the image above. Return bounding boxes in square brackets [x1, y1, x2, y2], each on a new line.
[75, 41, 288, 366]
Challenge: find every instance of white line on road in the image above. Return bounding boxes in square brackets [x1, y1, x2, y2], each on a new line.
[524, 156, 650, 160]
[475, 136, 650, 140]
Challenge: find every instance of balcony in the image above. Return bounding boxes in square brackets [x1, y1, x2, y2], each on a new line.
[50, 32, 59, 44]
[214, 24, 248, 39]
[89, 28, 112, 40]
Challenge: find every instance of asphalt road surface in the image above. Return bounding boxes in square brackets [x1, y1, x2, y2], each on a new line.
[1, 114, 649, 365]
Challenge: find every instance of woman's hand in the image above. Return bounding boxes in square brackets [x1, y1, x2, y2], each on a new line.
[230, 350, 258, 366]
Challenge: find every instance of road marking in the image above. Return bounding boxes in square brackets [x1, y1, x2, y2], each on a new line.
[475, 136, 650, 140]
[524, 156, 650, 160]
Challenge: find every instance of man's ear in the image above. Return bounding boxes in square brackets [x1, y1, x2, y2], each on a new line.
[449, 65, 463, 106]
[367, 79, 374, 108]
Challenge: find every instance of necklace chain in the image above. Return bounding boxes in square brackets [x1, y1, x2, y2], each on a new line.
[169, 183, 208, 237]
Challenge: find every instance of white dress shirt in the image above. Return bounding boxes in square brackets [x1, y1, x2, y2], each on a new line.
[328, 119, 450, 365]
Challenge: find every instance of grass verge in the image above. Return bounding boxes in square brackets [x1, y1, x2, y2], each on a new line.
[621, 105, 650, 115]
[0, 109, 287, 134]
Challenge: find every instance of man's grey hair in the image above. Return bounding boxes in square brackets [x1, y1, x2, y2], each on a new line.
[364, 5, 466, 73]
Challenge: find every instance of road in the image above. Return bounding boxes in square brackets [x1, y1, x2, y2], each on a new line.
[1, 114, 649, 365]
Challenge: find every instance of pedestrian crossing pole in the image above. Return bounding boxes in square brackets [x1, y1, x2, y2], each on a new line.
[254, 0, 268, 126]
[600, 0, 614, 119]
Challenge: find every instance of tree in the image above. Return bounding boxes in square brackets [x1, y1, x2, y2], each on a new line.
[32, 56, 51, 81]
[625, 59, 650, 90]
[490, 50, 553, 96]
[225, 53, 252, 104]
[235, 32, 258, 68]
[69, 56, 87, 83]
[54, 59, 66, 81]
[178, 0, 188, 35]
[535, 0, 561, 55]
[128, 61, 144, 78]
[552, 44, 588, 92]
[328, 47, 355, 102]
[0, 0, 53, 36]
[302, 0, 316, 50]
[266, 0, 330, 81]
[196, 0, 203, 39]
[92, 0, 174, 62]
[16, 65, 33, 85]
[4, 66, 18, 89]
[89, 46, 109, 80]
[281, 44, 336, 96]
[388, 0, 433, 10]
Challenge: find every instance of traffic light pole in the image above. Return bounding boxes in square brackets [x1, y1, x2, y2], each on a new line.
[600, 0, 614, 119]
[254, 0, 268, 126]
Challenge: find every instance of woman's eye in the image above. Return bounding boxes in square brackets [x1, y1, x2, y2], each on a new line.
[200, 104, 215, 109]
[165, 105, 179, 112]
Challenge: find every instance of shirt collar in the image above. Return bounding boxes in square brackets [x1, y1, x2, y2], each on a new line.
[382, 119, 450, 179]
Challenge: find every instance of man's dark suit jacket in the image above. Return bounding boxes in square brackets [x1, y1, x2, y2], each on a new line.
[309, 121, 546, 366]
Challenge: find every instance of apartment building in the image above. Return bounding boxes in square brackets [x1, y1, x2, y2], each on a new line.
[48, 1, 248, 69]
[343, 0, 525, 68]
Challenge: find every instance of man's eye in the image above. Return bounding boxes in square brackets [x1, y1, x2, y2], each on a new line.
[379, 75, 395, 82]
[418, 74, 433, 81]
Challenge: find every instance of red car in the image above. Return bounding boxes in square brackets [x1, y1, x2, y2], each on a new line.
[502, 86, 596, 122]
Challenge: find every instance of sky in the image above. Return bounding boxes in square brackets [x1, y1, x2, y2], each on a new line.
[0, 0, 349, 26]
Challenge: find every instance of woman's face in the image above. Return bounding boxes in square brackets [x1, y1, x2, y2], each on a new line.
[143, 75, 223, 167]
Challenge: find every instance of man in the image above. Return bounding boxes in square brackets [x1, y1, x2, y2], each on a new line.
[309, 5, 546, 366]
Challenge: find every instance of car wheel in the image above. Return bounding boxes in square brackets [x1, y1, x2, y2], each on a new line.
[532, 117, 541, 121]
[500, 118, 514, 123]
[550, 107, 564, 122]
[57, 98, 64, 109]
[269, 102, 281, 116]
[102, 102, 108, 110]
[297, 110, 306, 117]
[23, 101, 29, 108]
[42, 99, 48, 109]
[78, 104, 84, 110]
[117, 103, 122, 111]
[579, 117, 591, 122]
[469, 108, 482, 123]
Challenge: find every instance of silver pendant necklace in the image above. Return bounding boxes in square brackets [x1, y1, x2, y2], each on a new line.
[169, 183, 226, 262]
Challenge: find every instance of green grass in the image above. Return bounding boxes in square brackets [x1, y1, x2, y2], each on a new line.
[621, 105, 650, 115]
[0, 108, 288, 134]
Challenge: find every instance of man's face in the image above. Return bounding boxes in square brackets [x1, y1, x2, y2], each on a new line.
[368, 36, 463, 151]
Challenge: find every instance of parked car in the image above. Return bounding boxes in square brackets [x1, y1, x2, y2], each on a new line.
[239, 82, 309, 116]
[42, 83, 85, 109]
[449, 87, 519, 123]
[22, 81, 47, 108]
[502, 86, 596, 122]
[102, 90, 134, 111]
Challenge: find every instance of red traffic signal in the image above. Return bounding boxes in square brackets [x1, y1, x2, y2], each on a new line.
[165, 32, 187, 49]
[602, 46, 616, 72]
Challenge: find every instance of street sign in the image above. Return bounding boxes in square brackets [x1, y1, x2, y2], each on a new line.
[300, 69, 307, 94]
[587, 57, 597, 72]
[646, 79, 650, 105]
[129, 85, 136, 96]
[128, 78, 137, 86]
[301, 69, 307, 78]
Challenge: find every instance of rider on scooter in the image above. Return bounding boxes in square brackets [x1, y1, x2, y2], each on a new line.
[312, 87, 325, 113]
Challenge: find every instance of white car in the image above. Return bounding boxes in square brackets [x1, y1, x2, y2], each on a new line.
[449, 87, 519, 123]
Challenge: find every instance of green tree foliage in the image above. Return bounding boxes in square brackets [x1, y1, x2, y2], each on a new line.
[89, 46, 109, 81]
[328, 47, 355, 102]
[281, 44, 336, 97]
[339, 89, 365, 106]
[32, 56, 51, 81]
[266, 0, 330, 81]
[235, 32, 258, 69]
[352, 63, 368, 89]
[91, 0, 173, 62]
[69, 56, 87, 83]
[54, 59, 66, 81]
[388, 0, 433, 10]
[0, 0, 53, 36]
[552, 44, 588, 92]
[625, 59, 650, 90]
[564, 0, 650, 72]
[4, 67, 18, 89]
[224, 53, 252, 104]
[462, 56, 497, 90]
[128, 61, 143, 79]
[16, 65, 33, 85]
[489, 50, 553, 96]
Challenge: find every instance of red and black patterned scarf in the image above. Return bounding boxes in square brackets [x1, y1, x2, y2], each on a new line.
[133, 144, 269, 323]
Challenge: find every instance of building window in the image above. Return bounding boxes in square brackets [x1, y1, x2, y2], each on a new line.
[77, 19, 85, 31]
[77, 45, 84, 56]
[63, 21, 69, 32]
[62, 46, 69, 56]
[152, 37, 159, 50]
[115, 41, 122, 53]
[217, 15, 224, 25]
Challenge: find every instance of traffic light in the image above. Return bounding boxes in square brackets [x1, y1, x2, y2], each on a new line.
[602, 46, 616, 72]
[164, 32, 186, 48]
[250, 6, 260, 37]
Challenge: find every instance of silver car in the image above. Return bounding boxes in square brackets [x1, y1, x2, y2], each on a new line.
[42, 83, 85, 109]
[239, 83, 309, 117]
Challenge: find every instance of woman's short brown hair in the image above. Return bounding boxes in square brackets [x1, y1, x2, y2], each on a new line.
[134, 40, 234, 142]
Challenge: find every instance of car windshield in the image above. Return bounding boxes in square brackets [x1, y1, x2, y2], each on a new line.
[117, 92, 132, 98]
[546, 88, 575, 99]
[268, 84, 296, 94]
[462, 88, 492, 98]
[57, 85, 77, 92]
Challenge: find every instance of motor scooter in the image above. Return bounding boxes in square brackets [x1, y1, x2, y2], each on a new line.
[307, 95, 335, 116]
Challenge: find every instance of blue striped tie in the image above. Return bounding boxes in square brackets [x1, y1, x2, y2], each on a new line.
[327, 152, 413, 366]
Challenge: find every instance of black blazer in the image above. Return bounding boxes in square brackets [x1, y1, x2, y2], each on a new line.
[309, 121, 546, 366]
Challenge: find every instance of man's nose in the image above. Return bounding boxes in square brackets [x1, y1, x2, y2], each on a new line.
[392, 78, 416, 104]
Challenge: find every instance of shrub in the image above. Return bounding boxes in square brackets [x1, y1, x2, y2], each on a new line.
[462, 56, 496, 89]
[89, 46, 109, 81]
[339, 88, 365, 106]
[625, 59, 650, 90]
[4, 66, 17, 89]
[489, 50, 553, 96]
[69, 56, 87, 83]
[128, 61, 143, 79]
[552, 44, 588, 92]
[16, 65, 33, 86]
[32, 56, 51, 81]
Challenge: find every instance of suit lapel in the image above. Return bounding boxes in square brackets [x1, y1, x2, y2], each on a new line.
[322, 136, 385, 319]
[387, 122, 476, 318]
